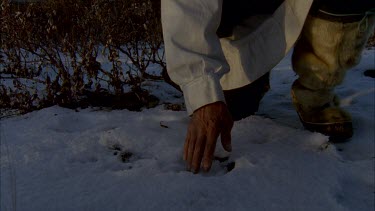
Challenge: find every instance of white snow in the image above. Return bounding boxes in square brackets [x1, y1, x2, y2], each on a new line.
[1, 49, 374, 211]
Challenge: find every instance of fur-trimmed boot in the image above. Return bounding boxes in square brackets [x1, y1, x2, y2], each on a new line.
[292, 8, 375, 142]
[291, 81, 353, 141]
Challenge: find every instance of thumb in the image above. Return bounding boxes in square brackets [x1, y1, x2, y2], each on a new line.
[221, 129, 232, 152]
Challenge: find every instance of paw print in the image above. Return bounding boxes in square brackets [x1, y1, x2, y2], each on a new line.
[108, 144, 134, 163]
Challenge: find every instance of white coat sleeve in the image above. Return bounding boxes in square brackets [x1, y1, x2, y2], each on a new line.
[161, 0, 230, 115]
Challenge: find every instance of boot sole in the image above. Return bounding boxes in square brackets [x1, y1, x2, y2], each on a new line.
[299, 117, 353, 143]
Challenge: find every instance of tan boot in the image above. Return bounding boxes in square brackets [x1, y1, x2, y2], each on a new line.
[291, 81, 353, 142]
[291, 14, 374, 142]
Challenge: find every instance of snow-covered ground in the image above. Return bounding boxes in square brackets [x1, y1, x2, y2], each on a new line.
[1, 50, 374, 211]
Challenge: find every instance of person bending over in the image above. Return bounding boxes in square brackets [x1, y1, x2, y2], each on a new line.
[161, 0, 375, 173]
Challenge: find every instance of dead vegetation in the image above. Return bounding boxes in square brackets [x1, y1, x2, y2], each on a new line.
[0, 0, 177, 114]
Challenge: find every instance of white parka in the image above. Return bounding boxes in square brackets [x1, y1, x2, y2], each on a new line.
[161, 0, 314, 114]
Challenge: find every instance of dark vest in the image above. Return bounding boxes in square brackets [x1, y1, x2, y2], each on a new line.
[217, 0, 375, 38]
[310, 0, 375, 22]
[217, 0, 284, 38]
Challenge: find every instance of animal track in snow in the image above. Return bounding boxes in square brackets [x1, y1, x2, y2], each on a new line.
[108, 143, 134, 163]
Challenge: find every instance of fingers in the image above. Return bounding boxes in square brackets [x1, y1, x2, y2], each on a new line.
[221, 130, 232, 152]
[202, 127, 220, 172]
[186, 131, 197, 170]
[185, 125, 206, 173]
[183, 102, 234, 173]
[221, 120, 233, 152]
[183, 129, 191, 161]
[191, 135, 206, 173]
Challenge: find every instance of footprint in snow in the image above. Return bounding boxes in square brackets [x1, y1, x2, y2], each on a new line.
[108, 143, 134, 164]
[106, 143, 236, 175]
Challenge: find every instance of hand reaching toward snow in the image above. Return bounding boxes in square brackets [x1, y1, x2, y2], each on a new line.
[184, 102, 234, 173]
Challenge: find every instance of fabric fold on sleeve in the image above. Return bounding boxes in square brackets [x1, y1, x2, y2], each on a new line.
[161, 0, 230, 114]
[181, 72, 225, 115]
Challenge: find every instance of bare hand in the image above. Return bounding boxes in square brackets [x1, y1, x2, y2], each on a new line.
[184, 102, 234, 173]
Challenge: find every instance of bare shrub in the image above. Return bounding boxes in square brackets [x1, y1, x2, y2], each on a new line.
[0, 0, 173, 113]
